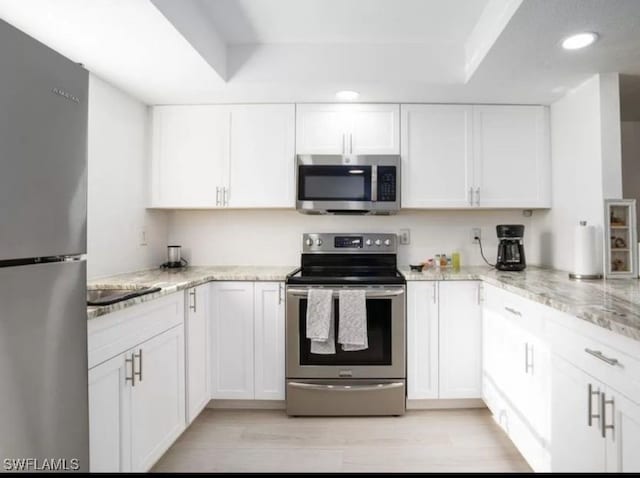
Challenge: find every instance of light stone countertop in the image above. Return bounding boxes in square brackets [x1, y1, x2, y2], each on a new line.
[400, 265, 640, 342]
[87, 265, 297, 320]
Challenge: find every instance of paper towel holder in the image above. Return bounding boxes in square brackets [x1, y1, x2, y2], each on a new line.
[569, 220, 603, 280]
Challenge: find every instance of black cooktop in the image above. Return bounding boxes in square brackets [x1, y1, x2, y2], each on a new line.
[286, 253, 406, 285]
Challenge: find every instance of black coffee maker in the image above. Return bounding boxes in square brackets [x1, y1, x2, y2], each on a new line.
[496, 225, 526, 271]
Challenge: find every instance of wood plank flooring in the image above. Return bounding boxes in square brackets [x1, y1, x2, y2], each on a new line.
[152, 408, 532, 473]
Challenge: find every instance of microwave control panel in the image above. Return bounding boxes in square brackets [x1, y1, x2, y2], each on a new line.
[377, 166, 396, 202]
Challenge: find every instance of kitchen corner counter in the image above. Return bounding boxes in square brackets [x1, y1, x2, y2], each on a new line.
[87, 265, 297, 320]
[400, 265, 640, 342]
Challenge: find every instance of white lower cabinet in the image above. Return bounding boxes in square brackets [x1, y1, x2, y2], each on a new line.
[407, 280, 481, 400]
[88, 324, 186, 472]
[210, 281, 285, 401]
[88, 293, 186, 472]
[185, 284, 210, 423]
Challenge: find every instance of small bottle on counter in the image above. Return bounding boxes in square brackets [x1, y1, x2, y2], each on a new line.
[452, 252, 461, 270]
[440, 254, 448, 268]
[434, 254, 441, 269]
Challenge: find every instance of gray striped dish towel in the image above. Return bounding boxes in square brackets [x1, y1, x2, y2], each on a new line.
[306, 288, 335, 354]
[338, 290, 368, 351]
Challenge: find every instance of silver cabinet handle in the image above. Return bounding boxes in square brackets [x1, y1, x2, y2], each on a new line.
[287, 288, 405, 298]
[524, 343, 534, 374]
[223, 187, 228, 207]
[476, 284, 481, 305]
[342, 133, 346, 154]
[587, 383, 601, 427]
[289, 381, 404, 392]
[189, 289, 197, 312]
[125, 354, 135, 387]
[585, 348, 619, 366]
[601, 393, 615, 439]
[504, 306, 522, 316]
[349, 133, 353, 154]
[278, 283, 283, 304]
[468, 187, 473, 206]
[432, 282, 437, 304]
[134, 349, 142, 382]
[475, 187, 480, 206]
[216, 186, 221, 206]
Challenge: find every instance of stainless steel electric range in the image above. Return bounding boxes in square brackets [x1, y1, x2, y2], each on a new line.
[285, 233, 406, 416]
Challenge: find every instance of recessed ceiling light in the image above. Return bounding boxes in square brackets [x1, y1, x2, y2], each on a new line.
[562, 32, 598, 50]
[336, 90, 359, 101]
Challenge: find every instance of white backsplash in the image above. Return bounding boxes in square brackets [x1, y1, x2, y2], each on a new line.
[168, 209, 534, 267]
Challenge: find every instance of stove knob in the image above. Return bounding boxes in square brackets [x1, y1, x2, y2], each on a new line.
[374, 239, 382, 246]
[384, 239, 391, 246]
[316, 239, 323, 246]
[365, 239, 372, 246]
[305, 238, 313, 247]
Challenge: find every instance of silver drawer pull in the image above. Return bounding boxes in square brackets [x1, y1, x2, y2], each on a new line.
[289, 382, 404, 392]
[504, 306, 522, 316]
[287, 288, 404, 299]
[585, 348, 620, 366]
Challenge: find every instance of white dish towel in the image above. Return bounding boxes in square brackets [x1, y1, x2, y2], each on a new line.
[306, 288, 335, 354]
[338, 290, 368, 351]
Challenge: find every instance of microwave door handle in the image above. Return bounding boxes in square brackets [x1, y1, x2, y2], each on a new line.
[287, 289, 405, 299]
[371, 165, 377, 202]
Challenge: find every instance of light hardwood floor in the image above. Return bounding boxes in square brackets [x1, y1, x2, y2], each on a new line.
[152, 408, 532, 473]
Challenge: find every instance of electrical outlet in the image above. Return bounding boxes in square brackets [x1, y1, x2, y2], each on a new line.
[399, 229, 410, 245]
[472, 228, 482, 244]
[140, 227, 148, 246]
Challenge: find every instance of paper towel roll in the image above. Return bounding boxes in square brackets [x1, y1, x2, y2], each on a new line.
[573, 221, 599, 276]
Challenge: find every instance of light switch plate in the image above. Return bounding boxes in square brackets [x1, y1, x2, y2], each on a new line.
[399, 229, 410, 245]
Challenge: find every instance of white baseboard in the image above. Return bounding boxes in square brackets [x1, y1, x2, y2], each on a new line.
[406, 398, 487, 410]
[207, 399, 286, 410]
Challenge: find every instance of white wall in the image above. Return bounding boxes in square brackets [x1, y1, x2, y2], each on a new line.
[622, 121, 640, 235]
[530, 74, 622, 272]
[87, 75, 168, 279]
[167, 209, 532, 267]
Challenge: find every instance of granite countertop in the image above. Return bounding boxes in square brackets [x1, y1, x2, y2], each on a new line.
[87, 265, 297, 320]
[400, 265, 640, 342]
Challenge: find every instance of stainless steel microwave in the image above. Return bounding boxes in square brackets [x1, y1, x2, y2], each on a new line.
[296, 155, 400, 215]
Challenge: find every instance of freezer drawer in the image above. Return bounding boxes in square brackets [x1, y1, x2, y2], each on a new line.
[286, 379, 406, 416]
[0, 260, 89, 471]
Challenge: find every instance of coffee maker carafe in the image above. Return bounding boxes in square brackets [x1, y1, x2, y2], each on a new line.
[496, 225, 526, 271]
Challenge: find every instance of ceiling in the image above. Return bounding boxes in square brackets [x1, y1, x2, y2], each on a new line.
[1, 0, 640, 105]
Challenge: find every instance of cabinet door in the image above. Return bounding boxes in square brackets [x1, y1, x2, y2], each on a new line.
[253, 282, 285, 400]
[605, 387, 640, 472]
[438, 281, 482, 398]
[482, 307, 507, 387]
[473, 105, 550, 208]
[150, 105, 229, 208]
[349, 104, 400, 154]
[186, 284, 210, 423]
[295, 104, 349, 154]
[228, 105, 295, 208]
[210, 282, 255, 399]
[88, 353, 131, 472]
[406, 281, 439, 399]
[550, 355, 606, 472]
[130, 325, 186, 472]
[401, 105, 473, 207]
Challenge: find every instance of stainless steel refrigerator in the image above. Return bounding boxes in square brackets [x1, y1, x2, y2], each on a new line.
[0, 19, 89, 472]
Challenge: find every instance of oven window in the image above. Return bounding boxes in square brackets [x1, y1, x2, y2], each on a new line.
[298, 165, 372, 201]
[299, 298, 392, 366]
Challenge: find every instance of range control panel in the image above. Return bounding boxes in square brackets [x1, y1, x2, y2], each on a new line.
[302, 233, 397, 254]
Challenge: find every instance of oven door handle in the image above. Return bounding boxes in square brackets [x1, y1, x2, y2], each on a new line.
[286, 288, 405, 299]
[288, 382, 404, 392]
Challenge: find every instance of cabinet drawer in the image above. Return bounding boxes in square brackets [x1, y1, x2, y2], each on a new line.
[88, 293, 184, 369]
[483, 284, 543, 337]
[547, 319, 640, 405]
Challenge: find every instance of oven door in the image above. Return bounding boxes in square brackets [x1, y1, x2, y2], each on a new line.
[286, 285, 405, 379]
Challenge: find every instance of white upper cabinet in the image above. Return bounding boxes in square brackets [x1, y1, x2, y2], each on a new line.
[401, 104, 473, 207]
[150, 105, 229, 208]
[295, 104, 400, 155]
[228, 104, 295, 208]
[473, 105, 550, 208]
